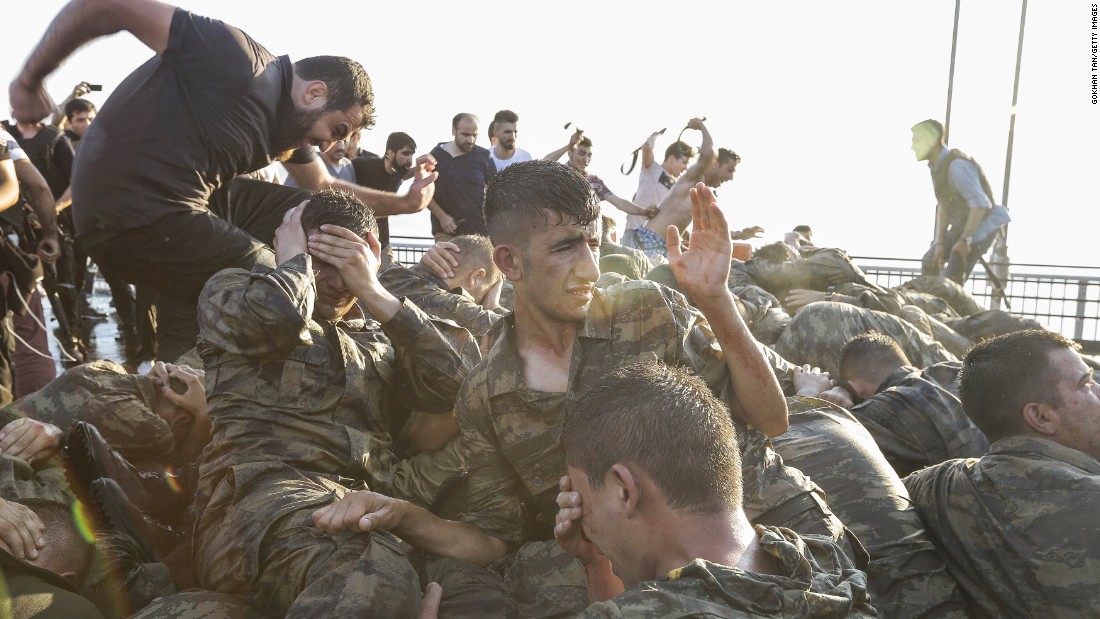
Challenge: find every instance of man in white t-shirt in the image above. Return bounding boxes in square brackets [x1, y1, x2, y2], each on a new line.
[487, 109, 532, 171]
[623, 123, 699, 246]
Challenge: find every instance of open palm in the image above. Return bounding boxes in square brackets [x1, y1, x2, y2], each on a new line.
[667, 183, 733, 302]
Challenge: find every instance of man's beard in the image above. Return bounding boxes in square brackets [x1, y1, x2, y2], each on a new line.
[271, 102, 324, 159]
[393, 161, 412, 176]
[501, 138, 515, 150]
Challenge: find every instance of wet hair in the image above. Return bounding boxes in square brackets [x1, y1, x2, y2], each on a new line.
[838, 332, 910, 393]
[959, 330, 1080, 442]
[386, 132, 416, 153]
[293, 56, 374, 128]
[664, 140, 694, 161]
[717, 148, 741, 167]
[561, 362, 743, 513]
[301, 188, 377, 240]
[911, 119, 946, 143]
[484, 160, 600, 246]
[452, 113, 478, 129]
[449, 235, 500, 281]
[64, 98, 96, 121]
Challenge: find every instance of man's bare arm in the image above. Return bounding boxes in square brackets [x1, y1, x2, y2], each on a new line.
[284, 158, 438, 217]
[312, 491, 511, 567]
[542, 129, 584, 161]
[11, 0, 176, 123]
[12, 160, 60, 263]
[0, 160, 19, 211]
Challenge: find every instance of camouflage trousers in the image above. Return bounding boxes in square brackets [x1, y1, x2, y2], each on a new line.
[775, 302, 958, 376]
[771, 399, 968, 619]
[488, 539, 587, 619]
[193, 461, 508, 618]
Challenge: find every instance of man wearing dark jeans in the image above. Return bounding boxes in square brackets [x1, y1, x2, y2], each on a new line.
[11, 0, 388, 363]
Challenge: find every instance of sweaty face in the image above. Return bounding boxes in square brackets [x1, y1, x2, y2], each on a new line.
[1047, 347, 1100, 460]
[453, 118, 479, 153]
[495, 122, 518, 150]
[68, 111, 95, 137]
[911, 128, 938, 162]
[515, 216, 600, 325]
[569, 145, 592, 174]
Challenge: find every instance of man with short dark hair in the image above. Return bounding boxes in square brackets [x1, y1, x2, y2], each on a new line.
[552, 361, 875, 617]
[905, 330, 1100, 618]
[911, 119, 1009, 283]
[488, 109, 531, 171]
[11, 0, 391, 363]
[427, 113, 496, 239]
[61, 99, 96, 144]
[833, 332, 989, 476]
[353, 131, 420, 255]
[190, 189, 481, 616]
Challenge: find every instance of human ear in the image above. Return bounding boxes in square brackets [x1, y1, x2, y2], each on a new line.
[609, 464, 639, 517]
[1022, 402, 1057, 436]
[494, 245, 522, 281]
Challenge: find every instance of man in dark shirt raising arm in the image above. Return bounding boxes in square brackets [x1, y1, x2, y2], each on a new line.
[10, 0, 436, 362]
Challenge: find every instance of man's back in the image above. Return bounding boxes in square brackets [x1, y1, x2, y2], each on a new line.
[72, 9, 287, 239]
[576, 527, 875, 619]
[851, 365, 989, 476]
[904, 436, 1100, 619]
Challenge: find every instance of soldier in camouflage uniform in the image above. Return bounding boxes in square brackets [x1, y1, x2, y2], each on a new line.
[190, 191, 487, 617]
[904, 330, 1100, 618]
[1, 359, 208, 466]
[547, 362, 875, 619]
[775, 301, 957, 376]
[836, 333, 989, 476]
[378, 234, 507, 340]
[771, 396, 969, 618]
[312, 162, 854, 617]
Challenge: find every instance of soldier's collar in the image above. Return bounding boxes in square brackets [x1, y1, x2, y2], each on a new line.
[577, 288, 612, 340]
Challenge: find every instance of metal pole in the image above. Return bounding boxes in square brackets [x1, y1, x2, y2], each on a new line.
[991, 0, 1027, 309]
[944, 0, 962, 142]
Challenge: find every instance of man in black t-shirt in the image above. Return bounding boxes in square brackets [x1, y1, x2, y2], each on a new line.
[10, 0, 375, 363]
[353, 131, 419, 254]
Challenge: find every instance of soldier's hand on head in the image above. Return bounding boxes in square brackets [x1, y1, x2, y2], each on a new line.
[308, 225, 381, 297]
[161, 364, 208, 421]
[312, 490, 406, 534]
[0, 497, 45, 561]
[421, 241, 461, 280]
[792, 364, 834, 398]
[784, 289, 827, 312]
[273, 202, 310, 265]
[817, 386, 855, 409]
[553, 475, 602, 566]
[667, 183, 732, 305]
[0, 418, 62, 464]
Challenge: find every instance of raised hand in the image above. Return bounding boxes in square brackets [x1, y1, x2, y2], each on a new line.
[667, 183, 732, 304]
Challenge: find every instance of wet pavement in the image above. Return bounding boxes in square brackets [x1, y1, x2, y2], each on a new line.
[43, 265, 138, 374]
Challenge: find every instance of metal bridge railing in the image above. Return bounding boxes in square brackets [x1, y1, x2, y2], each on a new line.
[389, 239, 1100, 354]
[852, 257, 1100, 354]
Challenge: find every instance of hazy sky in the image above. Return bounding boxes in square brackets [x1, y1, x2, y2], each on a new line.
[3, 0, 1097, 268]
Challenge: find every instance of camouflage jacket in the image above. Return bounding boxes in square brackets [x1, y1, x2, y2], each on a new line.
[850, 365, 989, 476]
[1, 360, 175, 463]
[195, 253, 479, 502]
[378, 262, 507, 338]
[575, 526, 876, 618]
[904, 437, 1100, 619]
[457, 280, 823, 545]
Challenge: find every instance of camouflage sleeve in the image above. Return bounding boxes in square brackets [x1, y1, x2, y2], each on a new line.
[454, 384, 526, 545]
[197, 253, 314, 357]
[661, 287, 739, 409]
[415, 289, 504, 338]
[574, 601, 623, 618]
[385, 299, 481, 414]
